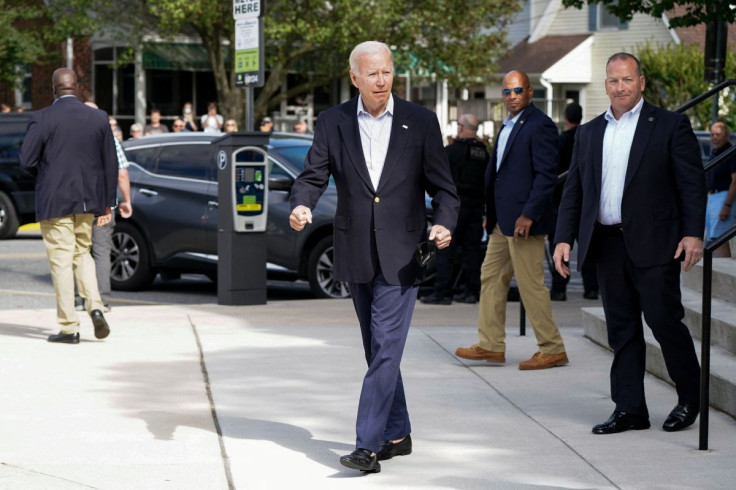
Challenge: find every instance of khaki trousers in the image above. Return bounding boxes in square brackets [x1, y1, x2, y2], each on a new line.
[40, 214, 104, 334]
[476, 225, 565, 354]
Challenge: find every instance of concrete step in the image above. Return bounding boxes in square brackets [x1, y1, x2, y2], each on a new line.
[681, 259, 736, 305]
[582, 306, 736, 419]
[681, 287, 736, 356]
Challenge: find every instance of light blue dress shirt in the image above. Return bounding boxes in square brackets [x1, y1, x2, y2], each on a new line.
[598, 97, 644, 225]
[496, 111, 522, 170]
[357, 95, 394, 190]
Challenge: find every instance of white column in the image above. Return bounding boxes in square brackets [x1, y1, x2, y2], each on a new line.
[134, 46, 146, 126]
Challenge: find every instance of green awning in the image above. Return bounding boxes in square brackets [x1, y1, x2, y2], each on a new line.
[142, 43, 229, 71]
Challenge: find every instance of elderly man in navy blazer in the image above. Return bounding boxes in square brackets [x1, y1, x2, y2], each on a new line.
[21, 68, 118, 344]
[456, 70, 568, 370]
[554, 53, 705, 435]
[289, 41, 459, 473]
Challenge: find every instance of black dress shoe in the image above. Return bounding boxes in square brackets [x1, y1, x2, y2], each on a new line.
[420, 294, 452, 305]
[339, 448, 380, 473]
[663, 403, 699, 432]
[90, 309, 110, 339]
[550, 291, 567, 301]
[592, 411, 650, 434]
[377, 434, 412, 461]
[48, 332, 80, 344]
[583, 290, 599, 300]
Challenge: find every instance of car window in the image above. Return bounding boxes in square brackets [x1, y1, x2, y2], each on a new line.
[124, 146, 159, 172]
[270, 145, 310, 172]
[0, 120, 27, 162]
[268, 157, 293, 179]
[157, 144, 213, 181]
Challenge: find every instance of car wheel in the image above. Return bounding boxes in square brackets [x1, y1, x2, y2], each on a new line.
[111, 222, 156, 291]
[307, 236, 350, 299]
[0, 191, 20, 239]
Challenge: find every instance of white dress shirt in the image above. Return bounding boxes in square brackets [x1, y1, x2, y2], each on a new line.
[495, 111, 522, 170]
[357, 95, 394, 190]
[598, 97, 644, 225]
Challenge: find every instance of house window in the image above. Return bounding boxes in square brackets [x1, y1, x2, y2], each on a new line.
[14, 65, 32, 110]
[589, 3, 628, 31]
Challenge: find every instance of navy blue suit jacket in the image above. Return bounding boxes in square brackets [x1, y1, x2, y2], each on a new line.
[291, 96, 459, 286]
[485, 103, 559, 236]
[20, 96, 118, 222]
[555, 101, 706, 269]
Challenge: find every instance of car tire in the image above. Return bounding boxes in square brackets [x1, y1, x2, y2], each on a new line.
[111, 221, 156, 291]
[307, 236, 350, 299]
[0, 191, 20, 239]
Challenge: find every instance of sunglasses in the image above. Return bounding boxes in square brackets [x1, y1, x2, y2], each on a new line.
[501, 87, 526, 97]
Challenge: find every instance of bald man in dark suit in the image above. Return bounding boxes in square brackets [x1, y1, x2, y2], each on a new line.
[21, 68, 118, 343]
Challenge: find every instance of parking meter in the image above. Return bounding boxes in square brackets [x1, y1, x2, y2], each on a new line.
[232, 148, 268, 232]
[213, 132, 270, 305]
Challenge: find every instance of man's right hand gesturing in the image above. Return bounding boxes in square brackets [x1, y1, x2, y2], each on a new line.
[289, 205, 312, 231]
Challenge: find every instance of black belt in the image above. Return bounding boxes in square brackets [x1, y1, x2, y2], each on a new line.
[595, 222, 622, 233]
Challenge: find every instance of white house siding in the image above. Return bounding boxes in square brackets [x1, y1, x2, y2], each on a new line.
[545, 3, 589, 35]
[507, 0, 532, 47]
[585, 15, 675, 119]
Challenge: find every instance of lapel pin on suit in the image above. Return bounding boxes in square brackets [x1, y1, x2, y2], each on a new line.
[520, 119, 525, 125]
[648, 117, 654, 122]
[402, 124, 408, 129]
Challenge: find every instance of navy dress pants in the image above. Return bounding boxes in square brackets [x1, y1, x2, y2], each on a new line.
[349, 269, 417, 452]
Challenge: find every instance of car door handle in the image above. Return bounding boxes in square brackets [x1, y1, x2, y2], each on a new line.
[139, 188, 158, 197]
[208, 201, 219, 209]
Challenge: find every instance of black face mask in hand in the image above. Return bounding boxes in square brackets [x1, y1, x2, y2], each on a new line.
[414, 241, 436, 268]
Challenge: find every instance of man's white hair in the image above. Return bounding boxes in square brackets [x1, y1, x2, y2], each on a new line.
[349, 41, 393, 73]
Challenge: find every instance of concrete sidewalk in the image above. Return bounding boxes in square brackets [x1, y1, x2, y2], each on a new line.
[1, 297, 734, 489]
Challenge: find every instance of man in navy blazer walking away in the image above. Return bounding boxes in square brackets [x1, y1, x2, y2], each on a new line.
[455, 70, 568, 370]
[289, 41, 459, 473]
[554, 53, 705, 434]
[20, 68, 118, 344]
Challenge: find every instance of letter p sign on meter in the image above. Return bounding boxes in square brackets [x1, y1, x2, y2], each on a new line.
[232, 147, 268, 232]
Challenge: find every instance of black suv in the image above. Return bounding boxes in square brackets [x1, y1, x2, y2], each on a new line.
[115, 132, 348, 298]
[0, 113, 36, 239]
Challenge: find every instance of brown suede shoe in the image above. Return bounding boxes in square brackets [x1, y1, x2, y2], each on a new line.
[455, 345, 505, 363]
[519, 352, 569, 370]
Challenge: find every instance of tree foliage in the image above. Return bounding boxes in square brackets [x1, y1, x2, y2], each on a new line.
[0, 1, 49, 87]
[637, 41, 736, 130]
[16, 0, 520, 123]
[561, 0, 736, 27]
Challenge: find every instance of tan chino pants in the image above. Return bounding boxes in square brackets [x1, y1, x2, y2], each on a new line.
[40, 214, 104, 334]
[476, 225, 566, 354]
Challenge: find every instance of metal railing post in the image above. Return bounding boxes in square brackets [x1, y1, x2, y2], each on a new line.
[520, 300, 526, 336]
[699, 250, 712, 450]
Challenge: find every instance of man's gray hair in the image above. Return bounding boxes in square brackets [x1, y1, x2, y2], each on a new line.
[349, 41, 393, 73]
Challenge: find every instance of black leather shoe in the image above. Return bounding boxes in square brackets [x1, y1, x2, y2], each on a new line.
[583, 290, 599, 300]
[663, 403, 699, 432]
[48, 332, 80, 344]
[420, 294, 451, 305]
[90, 309, 110, 339]
[339, 448, 380, 473]
[377, 434, 412, 461]
[592, 411, 650, 434]
[550, 291, 567, 301]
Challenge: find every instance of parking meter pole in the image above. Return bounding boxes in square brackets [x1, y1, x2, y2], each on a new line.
[245, 86, 254, 131]
[214, 132, 270, 305]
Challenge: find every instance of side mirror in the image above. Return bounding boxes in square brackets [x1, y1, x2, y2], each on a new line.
[268, 175, 293, 191]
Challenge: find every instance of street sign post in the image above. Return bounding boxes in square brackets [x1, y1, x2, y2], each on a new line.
[233, 0, 265, 130]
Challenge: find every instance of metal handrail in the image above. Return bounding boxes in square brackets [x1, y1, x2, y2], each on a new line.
[699, 223, 736, 450]
[674, 81, 736, 451]
[675, 79, 736, 113]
